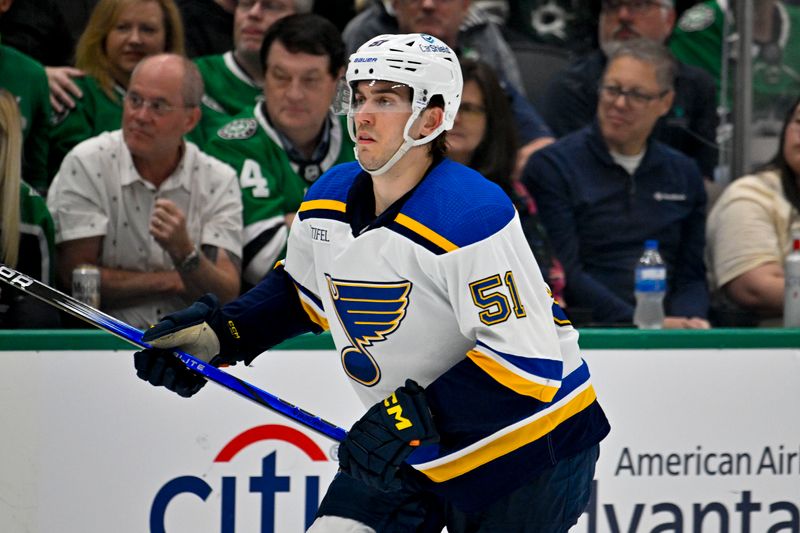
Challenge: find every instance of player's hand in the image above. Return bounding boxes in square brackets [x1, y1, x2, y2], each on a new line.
[134, 347, 207, 397]
[338, 379, 439, 492]
[133, 294, 232, 397]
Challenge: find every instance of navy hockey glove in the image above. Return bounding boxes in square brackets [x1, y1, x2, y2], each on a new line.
[134, 347, 207, 397]
[134, 293, 238, 397]
[338, 379, 439, 492]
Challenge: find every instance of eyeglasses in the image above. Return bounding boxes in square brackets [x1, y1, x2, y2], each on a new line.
[599, 84, 669, 107]
[458, 102, 486, 118]
[601, 0, 670, 13]
[237, 0, 294, 13]
[124, 92, 186, 116]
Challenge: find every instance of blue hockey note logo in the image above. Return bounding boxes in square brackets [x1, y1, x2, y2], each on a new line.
[326, 275, 411, 386]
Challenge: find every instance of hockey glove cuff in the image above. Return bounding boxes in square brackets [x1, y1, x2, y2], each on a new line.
[338, 379, 439, 492]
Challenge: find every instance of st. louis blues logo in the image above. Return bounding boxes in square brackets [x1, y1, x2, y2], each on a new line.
[326, 275, 412, 386]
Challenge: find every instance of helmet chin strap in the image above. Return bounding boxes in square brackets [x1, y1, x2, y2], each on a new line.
[353, 108, 444, 177]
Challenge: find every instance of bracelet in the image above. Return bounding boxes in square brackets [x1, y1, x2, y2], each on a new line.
[177, 246, 200, 273]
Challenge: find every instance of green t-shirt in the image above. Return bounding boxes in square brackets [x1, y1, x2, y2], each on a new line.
[670, 1, 800, 121]
[193, 52, 263, 148]
[48, 76, 124, 178]
[204, 105, 354, 285]
[0, 44, 51, 193]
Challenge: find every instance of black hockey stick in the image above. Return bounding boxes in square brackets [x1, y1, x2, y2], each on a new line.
[0, 263, 347, 442]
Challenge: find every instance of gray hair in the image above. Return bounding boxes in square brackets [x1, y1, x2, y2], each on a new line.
[603, 38, 677, 91]
[131, 53, 205, 107]
[180, 58, 205, 107]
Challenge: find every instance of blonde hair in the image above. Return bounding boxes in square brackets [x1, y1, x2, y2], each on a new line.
[0, 90, 22, 268]
[75, 0, 185, 100]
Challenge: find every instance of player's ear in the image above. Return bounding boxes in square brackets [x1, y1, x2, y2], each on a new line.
[419, 106, 444, 137]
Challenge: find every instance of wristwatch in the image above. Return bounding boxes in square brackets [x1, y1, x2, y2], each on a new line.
[177, 246, 201, 273]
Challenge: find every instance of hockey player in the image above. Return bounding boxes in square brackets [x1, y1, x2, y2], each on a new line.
[203, 14, 354, 287]
[134, 33, 610, 532]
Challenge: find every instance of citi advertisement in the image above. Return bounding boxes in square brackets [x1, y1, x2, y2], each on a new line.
[150, 424, 338, 533]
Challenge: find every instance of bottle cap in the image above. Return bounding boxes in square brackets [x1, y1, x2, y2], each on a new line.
[644, 239, 659, 250]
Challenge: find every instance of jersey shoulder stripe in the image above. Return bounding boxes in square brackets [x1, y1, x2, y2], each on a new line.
[399, 159, 515, 250]
[298, 162, 361, 222]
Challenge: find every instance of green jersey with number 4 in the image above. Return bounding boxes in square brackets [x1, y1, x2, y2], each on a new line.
[204, 104, 354, 286]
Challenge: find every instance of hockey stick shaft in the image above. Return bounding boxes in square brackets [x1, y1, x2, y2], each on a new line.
[0, 264, 347, 442]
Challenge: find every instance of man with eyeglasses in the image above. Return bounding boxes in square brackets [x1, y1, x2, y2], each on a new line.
[523, 39, 710, 329]
[203, 14, 354, 289]
[540, 0, 719, 179]
[47, 54, 244, 329]
[190, 0, 312, 145]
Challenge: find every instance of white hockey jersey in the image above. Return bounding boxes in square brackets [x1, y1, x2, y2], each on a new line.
[283, 159, 609, 509]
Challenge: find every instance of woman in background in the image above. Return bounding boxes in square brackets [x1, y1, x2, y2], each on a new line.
[447, 58, 566, 303]
[48, 0, 185, 178]
[707, 96, 800, 326]
[0, 90, 59, 328]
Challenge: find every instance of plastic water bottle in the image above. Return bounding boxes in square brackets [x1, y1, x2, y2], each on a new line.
[783, 237, 800, 327]
[633, 240, 666, 329]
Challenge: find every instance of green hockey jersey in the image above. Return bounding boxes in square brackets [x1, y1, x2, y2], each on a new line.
[193, 52, 263, 148]
[48, 76, 124, 178]
[0, 43, 51, 193]
[204, 104, 354, 286]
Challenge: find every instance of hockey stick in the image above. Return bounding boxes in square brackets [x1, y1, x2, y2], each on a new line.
[0, 263, 347, 442]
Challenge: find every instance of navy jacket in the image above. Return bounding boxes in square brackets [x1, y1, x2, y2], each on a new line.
[522, 122, 709, 324]
[540, 49, 719, 178]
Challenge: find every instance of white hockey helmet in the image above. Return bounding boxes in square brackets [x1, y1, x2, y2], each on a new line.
[344, 33, 463, 175]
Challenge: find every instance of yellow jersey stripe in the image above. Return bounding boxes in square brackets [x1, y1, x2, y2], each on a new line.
[295, 291, 329, 331]
[418, 385, 597, 482]
[394, 213, 459, 252]
[467, 349, 559, 402]
[299, 199, 347, 213]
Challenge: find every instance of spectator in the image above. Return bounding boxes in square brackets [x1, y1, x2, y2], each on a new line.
[205, 14, 354, 288]
[0, 89, 59, 328]
[191, 0, 312, 145]
[523, 39, 710, 328]
[176, 0, 235, 58]
[343, 0, 555, 178]
[47, 54, 243, 330]
[706, 96, 800, 326]
[540, 0, 719, 179]
[448, 58, 566, 303]
[670, 0, 800, 164]
[0, 0, 51, 194]
[503, 0, 599, 55]
[47, 0, 185, 177]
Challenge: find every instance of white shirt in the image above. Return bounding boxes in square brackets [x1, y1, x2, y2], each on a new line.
[48, 130, 243, 328]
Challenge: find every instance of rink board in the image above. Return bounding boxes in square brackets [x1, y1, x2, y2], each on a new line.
[0, 330, 799, 532]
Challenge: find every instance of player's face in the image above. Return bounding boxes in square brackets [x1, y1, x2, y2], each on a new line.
[392, 0, 470, 47]
[351, 81, 415, 171]
[105, 0, 167, 85]
[597, 56, 673, 155]
[598, 0, 675, 52]
[122, 58, 199, 162]
[446, 80, 486, 163]
[264, 41, 340, 141]
[783, 104, 800, 176]
[234, 0, 294, 59]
